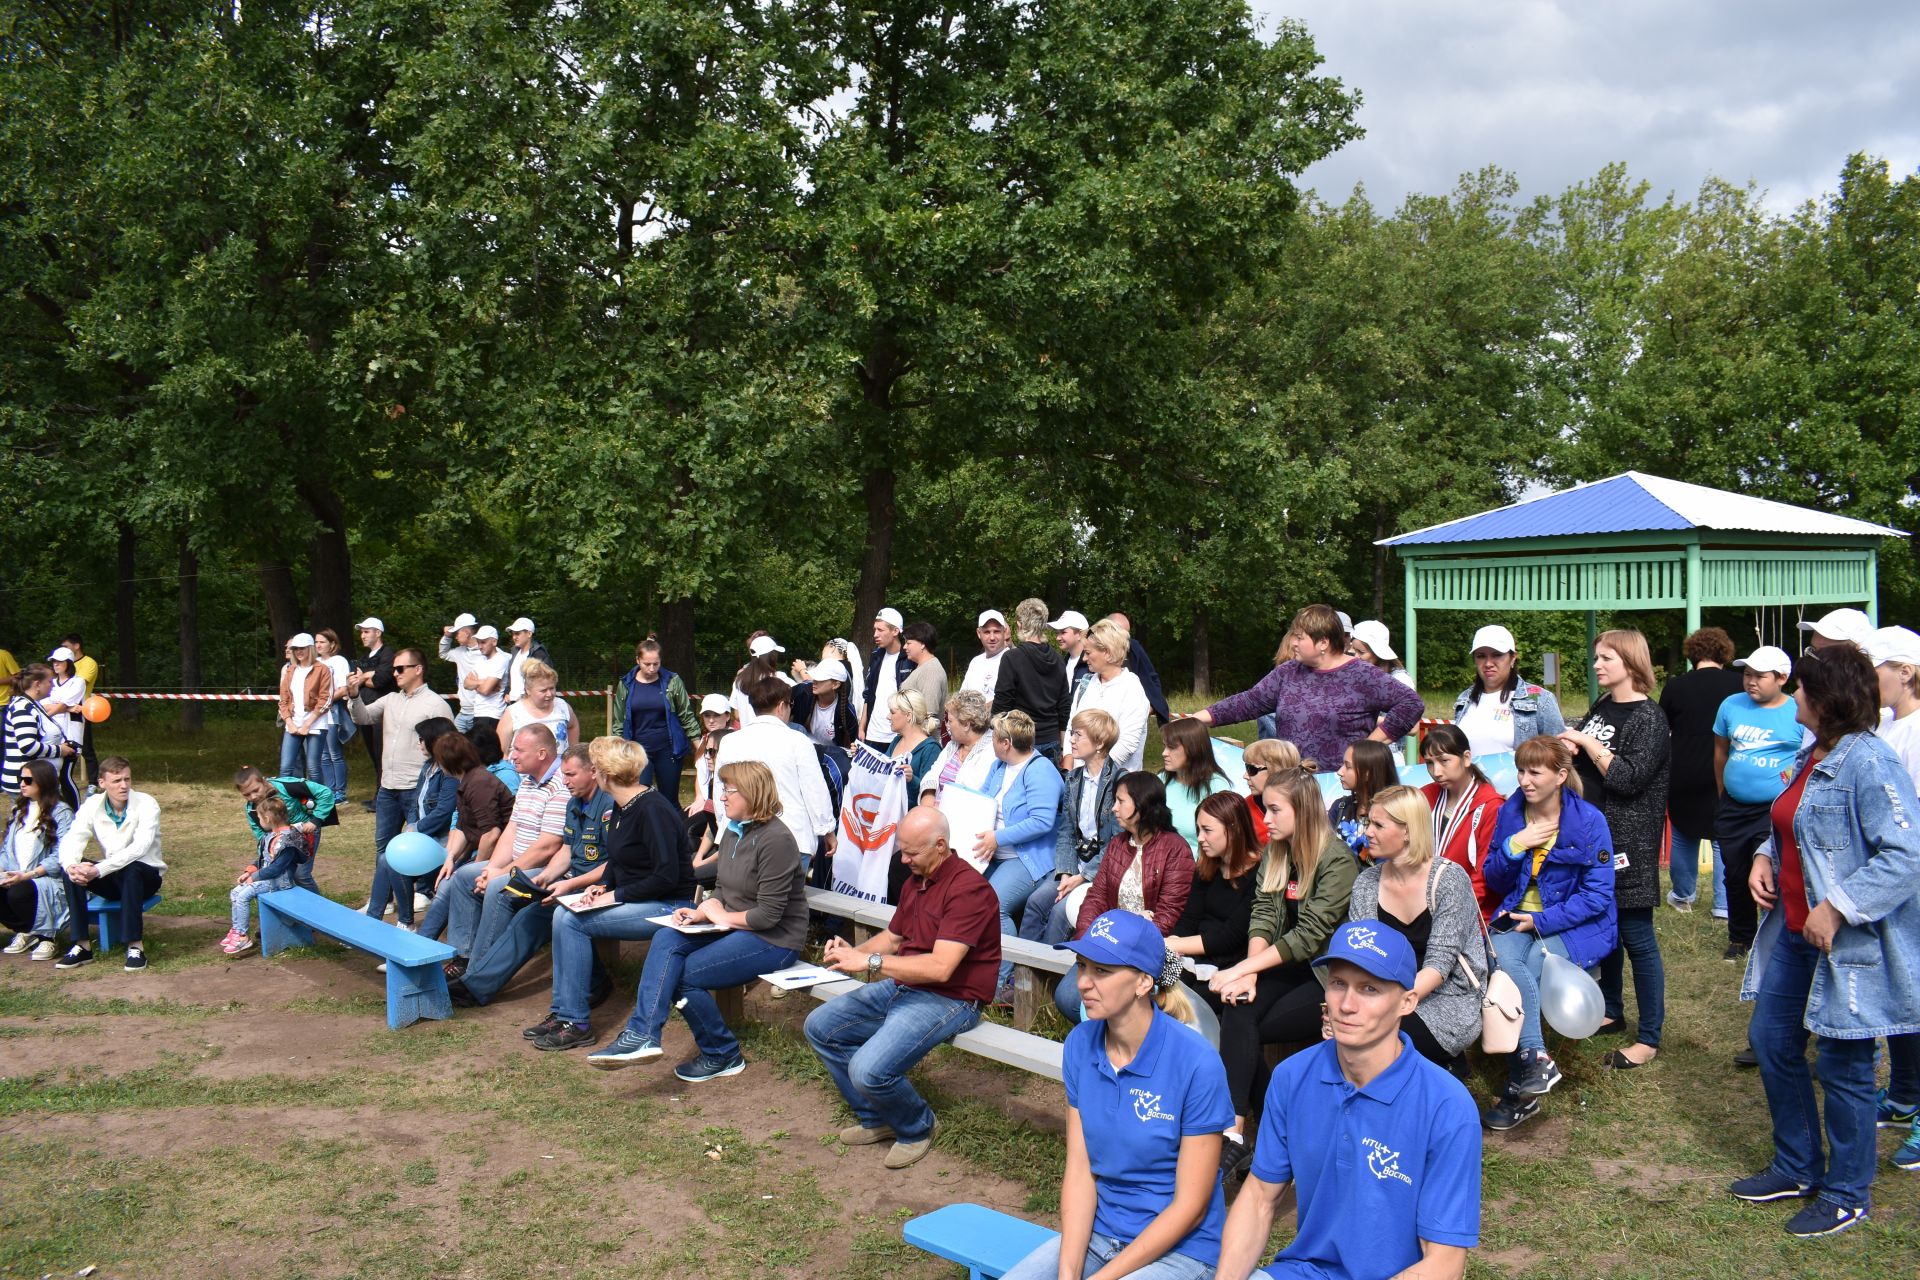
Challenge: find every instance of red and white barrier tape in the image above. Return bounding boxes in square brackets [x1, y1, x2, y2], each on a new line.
[97, 689, 611, 702]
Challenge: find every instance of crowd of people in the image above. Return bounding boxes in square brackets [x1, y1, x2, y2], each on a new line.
[6, 599, 1920, 1263]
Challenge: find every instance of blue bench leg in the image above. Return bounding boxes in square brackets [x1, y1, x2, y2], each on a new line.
[259, 899, 314, 957]
[387, 960, 452, 1029]
[96, 907, 118, 952]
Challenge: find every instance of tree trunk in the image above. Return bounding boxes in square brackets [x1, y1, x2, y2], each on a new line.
[259, 560, 302, 649]
[115, 523, 140, 720]
[300, 479, 353, 640]
[1371, 509, 1389, 619]
[178, 535, 203, 732]
[1191, 607, 1211, 699]
[656, 596, 697, 689]
[851, 465, 897, 638]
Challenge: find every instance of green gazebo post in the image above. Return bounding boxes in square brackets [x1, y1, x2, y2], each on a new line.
[1381, 472, 1904, 724]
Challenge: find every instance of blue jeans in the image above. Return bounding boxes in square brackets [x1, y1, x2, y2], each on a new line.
[1002, 1234, 1213, 1280]
[461, 901, 554, 1002]
[317, 717, 348, 799]
[442, 862, 492, 956]
[1598, 906, 1665, 1048]
[1020, 876, 1061, 943]
[279, 730, 323, 781]
[1888, 1034, 1920, 1108]
[1055, 962, 1084, 1023]
[1255, 711, 1279, 743]
[230, 874, 294, 934]
[1669, 828, 1716, 904]
[804, 979, 980, 1142]
[986, 859, 1037, 987]
[548, 899, 691, 1025]
[1491, 928, 1572, 1060]
[629, 928, 798, 1061]
[1753, 928, 1878, 1211]
[367, 784, 420, 926]
[638, 744, 682, 808]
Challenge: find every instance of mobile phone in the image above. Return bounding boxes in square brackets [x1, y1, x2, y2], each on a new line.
[1489, 915, 1518, 933]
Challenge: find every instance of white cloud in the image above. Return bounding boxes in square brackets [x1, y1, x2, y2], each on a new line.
[1254, 0, 1920, 213]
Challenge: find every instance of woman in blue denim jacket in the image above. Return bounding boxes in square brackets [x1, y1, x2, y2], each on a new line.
[1452, 624, 1566, 759]
[1734, 646, 1920, 1238]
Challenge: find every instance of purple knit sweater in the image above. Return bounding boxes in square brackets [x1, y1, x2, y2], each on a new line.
[1204, 659, 1425, 767]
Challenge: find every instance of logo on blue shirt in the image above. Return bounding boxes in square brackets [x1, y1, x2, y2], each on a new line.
[1363, 1137, 1412, 1186]
[1130, 1088, 1175, 1124]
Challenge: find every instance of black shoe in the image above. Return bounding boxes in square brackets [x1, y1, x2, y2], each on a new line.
[54, 944, 94, 970]
[1593, 1018, 1629, 1037]
[360, 799, 378, 813]
[122, 946, 147, 972]
[1729, 1169, 1813, 1203]
[523, 1014, 566, 1040]
[447, 979, 478, 1008]
[1514, 1052, 1562, 1097]
[443, 957, 468, 980]
[1218, 1135, 1254, 1185]
[588, 981, 613, 1010]
[533, 1022, 599, 1052]
[1723, 942, 1751, 962]
[1733, 1044, 1759, 1069]
[1484, 1090, 1540, 1132]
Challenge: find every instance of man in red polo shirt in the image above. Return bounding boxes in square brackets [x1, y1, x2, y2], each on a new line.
[805, 806, 1001, 1169]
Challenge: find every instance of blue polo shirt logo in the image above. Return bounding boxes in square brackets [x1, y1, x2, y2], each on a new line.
[1363, 1137, 1411, 1186]
[1129, 1089, 1175, 1124]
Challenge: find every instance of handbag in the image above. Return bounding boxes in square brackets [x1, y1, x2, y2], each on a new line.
[1428, 861, 1524, 1054]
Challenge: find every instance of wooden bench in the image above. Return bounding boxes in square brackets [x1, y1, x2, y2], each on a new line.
[904, 1203, 1056, 1279]
[257, 887, 458, 1030]
[85, 891, 162, 952]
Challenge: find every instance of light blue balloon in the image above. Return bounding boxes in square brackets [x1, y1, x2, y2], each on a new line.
[383, 831, 445, 877]
[1540, 951, 1606, 1039]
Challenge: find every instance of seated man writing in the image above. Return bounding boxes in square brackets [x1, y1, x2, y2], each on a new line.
[54, 756, 165, 972]
[440, 724, 567, 976]
[1215, 922, 1482, 1280]
[804, 806, 1001, 1170]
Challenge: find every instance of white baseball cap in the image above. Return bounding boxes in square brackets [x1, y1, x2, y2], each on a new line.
[450, 612, 477, 630]
[1864, 626, 1920, 668]
[1799, 608, 1874, 645]
[1050, 609, 1090, 632]
[508, 617, 535, 634]
[47, 646, 75, 662]
[699, 693, 732, 715]
[288, 632, 315, 649]
[474, 624, 499, 641]
[749, 634, 785, 657]
[1734, 645, 1793, 675]
[1469, 624, 1517, 655]
[1350, 620, 1397, 661]
[977, 609, 1007, 628]
[355, 617, 385, 632]
[809, 658, 850, 683]
[1335, 610, 1353, 635]
[875, 607, 905, 630]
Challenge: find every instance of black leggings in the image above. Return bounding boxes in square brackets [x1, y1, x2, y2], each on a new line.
[2, 880, 39, 933]
[1217, 963, 1328, 1115]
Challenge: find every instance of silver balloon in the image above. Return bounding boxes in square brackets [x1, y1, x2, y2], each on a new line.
[1539, 951, 1606, 1039]
[1185, 990, 1221, 1049]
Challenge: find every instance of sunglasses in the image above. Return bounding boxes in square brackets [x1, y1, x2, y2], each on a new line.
[392, 663, 419, 672]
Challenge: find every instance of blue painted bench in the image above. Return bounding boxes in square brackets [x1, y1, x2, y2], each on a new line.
[904, 1203, 1056, 1279]
[257, 887, 457, 1030]
[86, 892, 162, 952]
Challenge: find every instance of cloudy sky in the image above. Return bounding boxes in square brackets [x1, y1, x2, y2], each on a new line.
[1250, 0, 1920, 215]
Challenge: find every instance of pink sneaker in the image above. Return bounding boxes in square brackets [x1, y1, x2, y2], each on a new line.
[216, 929, 242, 951]
[221, 931, 254, 955]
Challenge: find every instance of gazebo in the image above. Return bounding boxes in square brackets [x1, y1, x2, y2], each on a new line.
[1379, 471, 1907, 702]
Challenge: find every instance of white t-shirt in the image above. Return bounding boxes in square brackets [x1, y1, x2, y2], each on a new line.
[867, 650, 903, 742]
[322, 655, 351, 709]
[1878, 707, 1920, 790]
[730, 683, 759, 728]
[289, 663, 315, 722]
[807, 698, 838, 746]
[961, 650, 1006, 701]
[1457, 692, 1516, 760]
[469, 650, 510, 718]
[1069, 669, 1150, 773]
[45, 676, 87, 742]
[508, 648, 534, 702]
[505, 697, 575, 750]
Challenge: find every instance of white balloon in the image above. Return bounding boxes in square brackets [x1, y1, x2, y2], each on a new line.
[1539, 951, 1606, 1039]
[1185, 990, 1221, 1049]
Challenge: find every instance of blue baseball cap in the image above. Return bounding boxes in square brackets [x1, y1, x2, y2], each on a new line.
[1312, 922, 1418, 989]
[1059, 910, 1166, 975]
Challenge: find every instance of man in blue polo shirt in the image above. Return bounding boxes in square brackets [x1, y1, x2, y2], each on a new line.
[1216, 922, 1482, 1280]
[450, 745, 615, 1007]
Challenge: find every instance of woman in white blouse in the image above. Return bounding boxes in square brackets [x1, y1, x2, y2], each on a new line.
[1067, 619, 1150, 773]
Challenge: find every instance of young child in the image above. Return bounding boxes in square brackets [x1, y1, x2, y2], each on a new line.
[220, 795, 311, 955]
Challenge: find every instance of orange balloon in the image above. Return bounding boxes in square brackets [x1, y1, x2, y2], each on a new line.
[81, 695, 112, 724]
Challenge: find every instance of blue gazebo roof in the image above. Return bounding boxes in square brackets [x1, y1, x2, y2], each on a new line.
[1380, 471, 1904, 548]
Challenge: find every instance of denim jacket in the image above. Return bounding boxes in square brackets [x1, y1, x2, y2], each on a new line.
[1452, 677, 1566, 747]
[1052, 757, 1124, 878]
[1740, 731, 1920, 1038]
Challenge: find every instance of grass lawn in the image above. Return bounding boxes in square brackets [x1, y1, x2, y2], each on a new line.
[1, 711, 1915, 1277]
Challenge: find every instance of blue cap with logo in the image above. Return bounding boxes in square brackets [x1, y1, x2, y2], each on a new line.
[1312, 921, 1418, 988]
[1059, 909, 1166, 975]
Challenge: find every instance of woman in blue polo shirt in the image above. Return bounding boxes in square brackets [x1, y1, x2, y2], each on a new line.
[1002, 910, 1232, 1280]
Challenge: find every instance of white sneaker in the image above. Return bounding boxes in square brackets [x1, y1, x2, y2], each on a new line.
[376, 961, 388, 973]
[29, 938, 57, 961]
[3, 933, 31, 955]
[356, 899, 372, 913]
[412, 892, 430, 913]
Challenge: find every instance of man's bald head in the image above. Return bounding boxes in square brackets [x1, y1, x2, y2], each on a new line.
[896, 806, 953, 879]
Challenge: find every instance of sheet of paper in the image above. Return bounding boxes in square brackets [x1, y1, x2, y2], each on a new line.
[558, 892, 616, 914]
[938, 783, 999, 874]
[647, 913, 731, 934]
[760, 963, 845, 990]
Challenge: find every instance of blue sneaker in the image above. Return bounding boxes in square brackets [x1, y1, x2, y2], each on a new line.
[1729, 1169, 1813, 1203]
[1894, 1120, 1920, 1172]
[1876, 1087, 1919, 1128]
[674, 1052, 746, 1083]
[1783, 1201, 1867, 1238]
[586, 1030, 661, 1070]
